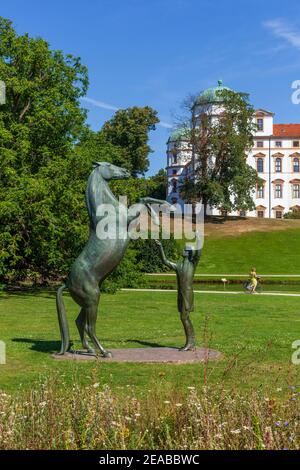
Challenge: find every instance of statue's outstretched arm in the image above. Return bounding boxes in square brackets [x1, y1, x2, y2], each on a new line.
[155, 240, 177, 271]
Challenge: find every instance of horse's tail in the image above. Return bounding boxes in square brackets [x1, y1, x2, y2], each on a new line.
[56, 284, 70, 354]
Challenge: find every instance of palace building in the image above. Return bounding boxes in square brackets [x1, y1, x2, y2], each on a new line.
[166, 81, 300, 218]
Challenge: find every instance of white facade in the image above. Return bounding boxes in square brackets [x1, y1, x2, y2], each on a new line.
[166, 85, 300, 219]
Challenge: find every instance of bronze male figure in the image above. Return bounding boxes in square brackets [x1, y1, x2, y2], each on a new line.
[155, 231, 202, 351]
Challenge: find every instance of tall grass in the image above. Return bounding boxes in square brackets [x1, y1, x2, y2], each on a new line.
[0, 374, 299, 450]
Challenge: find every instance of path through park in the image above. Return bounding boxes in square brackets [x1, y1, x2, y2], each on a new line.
[122, 288, 300, 297]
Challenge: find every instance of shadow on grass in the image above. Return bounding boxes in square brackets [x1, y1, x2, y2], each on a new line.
[1, 289, 57, 300]
[12, 338, 62, 353]
[206, 215, 247, 225]
[12, 337, 172, 353]
[125, 339, 177, 349]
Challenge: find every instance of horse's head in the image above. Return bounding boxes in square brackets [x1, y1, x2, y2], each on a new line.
[93, 162, 130, 180]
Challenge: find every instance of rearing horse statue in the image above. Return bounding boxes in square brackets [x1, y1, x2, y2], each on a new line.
[56, 162, 168, 357]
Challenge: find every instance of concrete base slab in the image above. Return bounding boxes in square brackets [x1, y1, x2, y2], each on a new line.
[52, 347, 222, 363]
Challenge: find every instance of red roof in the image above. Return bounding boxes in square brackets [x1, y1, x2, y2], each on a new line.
[273, 124, 300, 137]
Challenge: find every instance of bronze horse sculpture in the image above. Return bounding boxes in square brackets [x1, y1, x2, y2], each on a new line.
[56, 162, 169, 357]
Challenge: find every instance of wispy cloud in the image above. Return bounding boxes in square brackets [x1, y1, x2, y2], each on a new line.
[156, 120, 173, 129]
[81, 97, 119, 111]
[264, 18, 300, 49]
[81, 96, 173, 128]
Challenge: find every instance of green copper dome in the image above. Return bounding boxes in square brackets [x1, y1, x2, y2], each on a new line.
[169, 127, 191, 142]
[195, 80, 231, 105]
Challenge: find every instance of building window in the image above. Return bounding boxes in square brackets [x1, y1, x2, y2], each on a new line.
[172, 169, 177, 175]
[293, 141, 300, 148]
[171, 179, 177, 192]
[257, 158, 264, 173]
[293, 157, 299, 172]
[275, 210, 283, 219]
[257, 210, 264, 218]
[239, 210, 246, 217]
[173, 153, 177, 164]
[257, 118, 264, 131]
[293, 184, 300, 198]
[275, 183, 283, 198]
[257, 185, 264, 198]
[257, 141, 263, 148]
[275, 141, 282, 148]
[275, 158, 282, 173]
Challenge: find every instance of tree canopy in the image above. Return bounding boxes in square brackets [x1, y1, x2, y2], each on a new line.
[101, 106, 159, 176]
[0, 17, 165, 285]
[180, 89, 260, 215]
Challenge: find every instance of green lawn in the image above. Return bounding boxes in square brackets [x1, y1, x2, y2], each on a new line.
[1, 290, 300, 395]
[199, 228, 300, 274]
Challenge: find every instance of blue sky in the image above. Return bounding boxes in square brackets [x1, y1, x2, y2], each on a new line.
[2, 0, 300, 174]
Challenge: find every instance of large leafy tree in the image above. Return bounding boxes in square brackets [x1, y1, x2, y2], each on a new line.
[180, 89, 260, 216]
[0, 17, 163, 285]
[0, 17, 88, 282]
[0, 17, 88, 174]
[101, 106, 159, 176]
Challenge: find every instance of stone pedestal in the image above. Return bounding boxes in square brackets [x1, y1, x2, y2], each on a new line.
[52, 347, 221, 363]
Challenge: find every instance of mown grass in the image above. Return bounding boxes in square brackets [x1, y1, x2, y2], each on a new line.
[1, 289, 300, 449]
[0, 290, 299, 395]
[199, 228, 300, 275]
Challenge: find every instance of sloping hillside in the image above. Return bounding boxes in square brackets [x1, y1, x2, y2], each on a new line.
[200, 218, 300, 274]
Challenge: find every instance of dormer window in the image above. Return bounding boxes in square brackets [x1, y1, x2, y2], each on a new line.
[257, 118, 264, 131]
[257, 141, 263, 148]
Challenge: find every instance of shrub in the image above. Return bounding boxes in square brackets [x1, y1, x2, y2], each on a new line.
[284, 211, 300, 219]
[134, 236, 180, 273]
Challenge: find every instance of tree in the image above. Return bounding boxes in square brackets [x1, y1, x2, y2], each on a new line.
[147, 169, 167, 200]
[0, 17, 88, 174]
[0, 17, 89, 282]
[0, 17, 162, 286]
[180, 89, 260, 216]
[101, 106, 159, 176]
